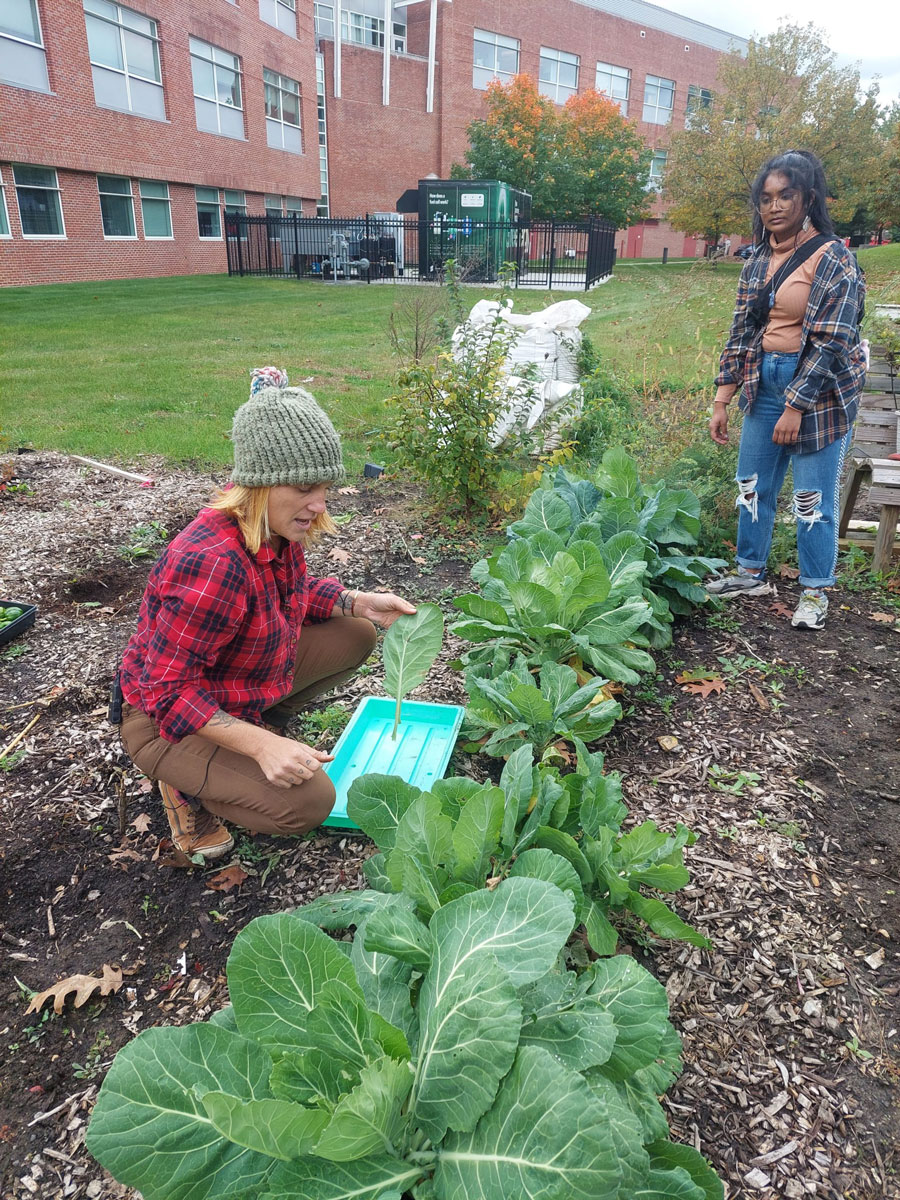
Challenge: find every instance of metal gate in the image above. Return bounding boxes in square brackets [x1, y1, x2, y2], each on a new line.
[225, 214, 616, 290]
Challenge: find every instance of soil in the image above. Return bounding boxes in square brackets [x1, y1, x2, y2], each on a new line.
[1, 451, 898, 1200]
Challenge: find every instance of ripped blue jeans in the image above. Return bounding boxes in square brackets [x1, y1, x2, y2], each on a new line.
[735, 351, 851, 589]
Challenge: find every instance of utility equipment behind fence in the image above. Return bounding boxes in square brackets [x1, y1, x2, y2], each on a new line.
[225, 213, 616, 290]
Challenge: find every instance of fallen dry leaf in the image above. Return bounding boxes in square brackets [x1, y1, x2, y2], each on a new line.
[770, 601, 794, 619]
[153, 837, 198, 870]
[411, 556, 427, 564]
[336, 485, 359, 495]
[748, 682, 770, 710]
[26, 963, 123, 1015]
[864, 946, 886, 970]
[657, 735, 680, 752]
[108, 847, 143, 868]
[870, 612, 898, 624]
[130, 812, 152, 833]
[682, 678, 726, 698]
[207, 863, 249, 892]
[777, 564, 800, 579]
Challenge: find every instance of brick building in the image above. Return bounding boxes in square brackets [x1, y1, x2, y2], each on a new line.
[0, 0, 747, 286]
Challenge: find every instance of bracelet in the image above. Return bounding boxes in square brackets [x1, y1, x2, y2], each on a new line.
[337, 589, 358, 616]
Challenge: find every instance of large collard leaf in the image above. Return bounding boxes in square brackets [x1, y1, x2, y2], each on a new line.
[270, 1048, 360, 1108]
[429, 775, 487, 822]
[313, 1057, 414, 1162]
[363, 854, 395, 893]
[451, 784, 504, 886]
[200, 1092, 329, 1161]
[516, 971, 616, 1071]
[435, 1046, 623, 1200]
[385, 793, 453, 917]
[85, 1025, 274, 1200]
[506, 580, 561, 630]
[348, 910, 416, 1050]
[263, 1154, 422, 1200]
[552, 466, 601, 523]
[507, 488, 573, 538]
[450, 592, 514, 630]
[499, 743, 537, 853]
[631, 1167, 706, 1199]
[586, 497, 643, 540]
[583, 896, 619, 956]
[559, 541, 613, 620]
[583, 956, 669, 1080]
[412, 879, 575, 1139]
[293, 889, 394, 932]
[587, 1070, 670, 1145]
[578, 595, 652, 647]
[645, 1141, 724, 1200]
[598, 531, 650, 600]
[228, 915, 363, 1054]
[624, 890, 710, 949]
[578, 638, 656, 686]
[363, 901, 434, 971]
[641, 487, 702, 547]
[595, 446, 643, 500]
[347, 774, 423, 852]
[528, 528, 568, 568]
[382, 603, 444, 738]
[507, 848, 584, 913]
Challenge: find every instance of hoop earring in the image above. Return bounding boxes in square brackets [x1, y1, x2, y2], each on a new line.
[802, 214, 811, 232]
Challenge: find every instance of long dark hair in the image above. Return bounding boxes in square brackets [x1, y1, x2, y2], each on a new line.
[750, 150, 835, 244]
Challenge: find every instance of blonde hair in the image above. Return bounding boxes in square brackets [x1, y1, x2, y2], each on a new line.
[209, 484, 337, 555]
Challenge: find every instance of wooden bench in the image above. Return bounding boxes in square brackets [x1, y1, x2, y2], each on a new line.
[838, 393, 900, 572]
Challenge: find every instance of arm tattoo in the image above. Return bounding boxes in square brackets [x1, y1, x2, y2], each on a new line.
[207, 708, 241, 729]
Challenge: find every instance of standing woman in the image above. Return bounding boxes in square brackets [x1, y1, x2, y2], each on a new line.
[708, 150, 866, 629]
[118, 369, 416, 859]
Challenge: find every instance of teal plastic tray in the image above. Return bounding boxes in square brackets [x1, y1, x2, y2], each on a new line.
[323, 696, 465, 830]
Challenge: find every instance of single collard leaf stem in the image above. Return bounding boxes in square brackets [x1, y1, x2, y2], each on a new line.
[382, 605, 444, 739]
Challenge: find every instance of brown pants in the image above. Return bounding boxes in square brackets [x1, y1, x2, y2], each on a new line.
[120, 616, 376, 836]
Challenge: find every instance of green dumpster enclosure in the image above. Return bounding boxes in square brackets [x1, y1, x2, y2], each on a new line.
[418, 179, 532, 281]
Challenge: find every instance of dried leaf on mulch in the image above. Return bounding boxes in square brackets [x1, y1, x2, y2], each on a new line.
[26, 964, 123, 1015]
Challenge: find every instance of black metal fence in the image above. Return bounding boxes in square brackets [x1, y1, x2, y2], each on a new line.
[225, 214, 616, 290]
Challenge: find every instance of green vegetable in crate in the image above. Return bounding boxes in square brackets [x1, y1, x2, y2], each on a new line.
[382, 603, 444, 739]
[0, 606, 25, 628]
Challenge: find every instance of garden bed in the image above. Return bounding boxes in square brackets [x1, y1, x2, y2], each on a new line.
[0, 451, 898, 1199]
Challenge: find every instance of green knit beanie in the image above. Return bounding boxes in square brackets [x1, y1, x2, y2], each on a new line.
[231, 383, 345, 487]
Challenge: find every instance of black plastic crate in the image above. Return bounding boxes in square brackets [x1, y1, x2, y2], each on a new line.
[0, 599, 37, 647]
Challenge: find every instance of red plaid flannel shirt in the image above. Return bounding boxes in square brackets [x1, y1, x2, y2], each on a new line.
[715, 240, 867, 453]
[120, 508, 343, 742]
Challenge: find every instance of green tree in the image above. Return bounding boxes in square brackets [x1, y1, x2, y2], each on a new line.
[453, 75, 651, 222]
[663, 23, 881, 241]
[867, 106, 900, 237]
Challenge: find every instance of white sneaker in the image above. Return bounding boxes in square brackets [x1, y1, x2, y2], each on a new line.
[791, 590, 828, 630]
[705, 567, 772, 598]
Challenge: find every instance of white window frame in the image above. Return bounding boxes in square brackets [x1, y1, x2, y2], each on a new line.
[316, 51, 329, 216]
[139, 178, 172, 239]
[196, 186, 222, 239]
[643, 74, 675, 125]
[595, 61, 630, 116]
[0, 0, 50, 93]
[284, 195, 303, 213]
[539, 47, 578, 105]
[0, 169, 11, 238]
[83, 0, 164, 120]
[14, 165, 66, 239]
[473, 29, 519, 91]
[264, 194, 283, 217]
[264, 68, 303, 154]
[647, 150, 668, 191]
[97, 173, 136, 238]
[223, 189, 247, 214]
[259, 0, 296, 37]
[685, 83, 712, 128]
[189, 37, 244, 140]
[314, 3, 334, 39]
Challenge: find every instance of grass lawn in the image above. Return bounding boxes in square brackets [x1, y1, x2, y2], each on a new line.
[2, 244, 897, 472]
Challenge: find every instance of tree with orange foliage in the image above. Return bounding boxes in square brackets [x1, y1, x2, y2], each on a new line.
[453, 75, 651, 223]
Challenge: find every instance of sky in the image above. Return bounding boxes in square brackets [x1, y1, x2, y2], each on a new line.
[662, 0, 900, 109]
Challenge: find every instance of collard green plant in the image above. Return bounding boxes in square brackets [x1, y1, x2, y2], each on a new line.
[462, 654, 621, 759]
[87, 881, 722, 1200]
[306, 745, 708, 955]
[382, 604, 445, 738]
[507, 450, 726, 635]
[451, 527, 656, 686]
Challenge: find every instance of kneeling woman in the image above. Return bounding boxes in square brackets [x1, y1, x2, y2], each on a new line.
[119, 370, 415, 859]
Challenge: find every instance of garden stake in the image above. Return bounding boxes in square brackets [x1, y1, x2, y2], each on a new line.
[0, 712, 41, 760]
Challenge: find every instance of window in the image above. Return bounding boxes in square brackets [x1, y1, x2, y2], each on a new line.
[264, 194, 283, 217]
[0, 170, 10, 237]
[260, 0, 296, 37]
[97, 174, 135, 236]
[84, 0, 164, 120]
[473, 29, 519, 90]
[139, 179, 171, 237]
[685, 83, 712, 128]
[190, 38, 244, 139]
[224, 189, 246, 214]
[647, 150, 667, 191]
[0, 0, 50, 92]
[595, 62, 630, 115]
[285, 196, 303, 213]
[14, 165, 64, 237]
[196, 186, 221, 238]
[314, 3, 406, 50]
[316, 51, 329, 216]
[314, 3, 334, 39]
[539, 47, 578, 104]
[643, 74, 674, 125]
[264, 68, 302, 153]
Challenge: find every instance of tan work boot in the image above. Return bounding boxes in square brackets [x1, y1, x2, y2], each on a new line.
[159, 782, 234, 860]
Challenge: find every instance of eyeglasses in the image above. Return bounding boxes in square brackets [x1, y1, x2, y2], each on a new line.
[758, 190, 799, 209]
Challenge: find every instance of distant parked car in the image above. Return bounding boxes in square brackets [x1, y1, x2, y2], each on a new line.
[734, 244, 754, 260]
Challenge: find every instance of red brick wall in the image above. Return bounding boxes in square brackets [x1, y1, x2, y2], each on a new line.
[1, 0, 321, 285]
